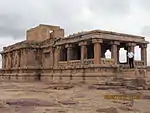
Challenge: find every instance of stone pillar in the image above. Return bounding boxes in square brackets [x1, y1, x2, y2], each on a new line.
[128, 43, 136, 53]
[24, 48, 28, 67]
[5, 54, 8, 69]
[18, 50, 21, 67]
[20, 49, 24, 67]
[20, 48, 28, 67]
[111, 41, 120, 64]
[2, 53, 6, 68]
[9, 52, 12, 68]
[6, 53, 10, 68]
[140, 44, 147, 66]
[65, 44, 73, 61]
[79, 41, 87, 65]
[117, 47, 120, 64]
[6, 53, 11, 69]
[54, 46, 61, 67]
[13, 51, 17, 68]
[126, 43, 136, 66]
[92, 38, 103, 64]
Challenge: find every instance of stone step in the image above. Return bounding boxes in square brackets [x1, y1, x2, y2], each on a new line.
[105, 81, 125, 86]
[88, 85, 124, 90]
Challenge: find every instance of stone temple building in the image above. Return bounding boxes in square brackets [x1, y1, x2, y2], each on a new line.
[0, 24, 149, 82]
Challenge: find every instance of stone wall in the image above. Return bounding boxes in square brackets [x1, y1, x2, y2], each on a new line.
[146, 66, 150, 81]
[0, 66, 117, 83]
[42, 47, 54, 67]
[27, 24, 64, 42]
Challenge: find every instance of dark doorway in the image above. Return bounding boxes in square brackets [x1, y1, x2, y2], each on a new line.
[72, 44, 81, 60]
[87, 43, 94, 59]
[60, 46, 67, 61]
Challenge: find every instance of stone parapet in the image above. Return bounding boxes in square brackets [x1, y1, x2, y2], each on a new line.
[134, 60, 145, 67]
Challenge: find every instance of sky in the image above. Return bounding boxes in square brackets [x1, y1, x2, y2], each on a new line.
[0, 0, 150, 66]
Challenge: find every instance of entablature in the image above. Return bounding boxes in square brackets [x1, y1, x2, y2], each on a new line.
[55, 33, 148, 46]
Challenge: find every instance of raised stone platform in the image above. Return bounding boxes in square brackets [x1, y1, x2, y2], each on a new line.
[0, 66, 149, 86]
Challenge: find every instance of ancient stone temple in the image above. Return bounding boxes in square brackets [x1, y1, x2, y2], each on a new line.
[0, 24, 149, 82]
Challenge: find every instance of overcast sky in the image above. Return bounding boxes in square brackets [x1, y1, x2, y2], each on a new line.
[0, 0, 150, 66]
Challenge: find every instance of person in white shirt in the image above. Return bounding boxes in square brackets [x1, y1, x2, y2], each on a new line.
[128, 51, 134, 68]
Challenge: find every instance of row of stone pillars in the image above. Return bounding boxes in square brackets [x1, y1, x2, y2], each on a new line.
[55, 39, 147, 66]
[56, 38, 120, 65]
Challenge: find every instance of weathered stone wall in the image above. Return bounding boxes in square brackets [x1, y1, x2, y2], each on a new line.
[42, 47, 54, 67]
[0, 68, 40, 81]
[27, 24, 64, 42]
[0, 66, 117, 84]
[26, 49, 40, 67]
[20, 49, 28, 67]
[146, 66, 150, 81]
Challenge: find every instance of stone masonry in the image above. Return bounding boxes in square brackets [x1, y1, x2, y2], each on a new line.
[0, 24, 149, 83]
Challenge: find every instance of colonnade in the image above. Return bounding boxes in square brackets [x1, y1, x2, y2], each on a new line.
[57, 38, 148, 66]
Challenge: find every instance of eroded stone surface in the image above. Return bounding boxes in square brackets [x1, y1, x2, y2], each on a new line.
[96, 107, 118, 113]
[6, 98, 58, 107]
[0, 82, 149, 113]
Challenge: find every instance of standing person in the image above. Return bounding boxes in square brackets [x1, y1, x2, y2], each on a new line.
[128, 51, 134, 68]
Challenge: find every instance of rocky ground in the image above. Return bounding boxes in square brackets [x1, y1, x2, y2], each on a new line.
[0, 81, 150, 113]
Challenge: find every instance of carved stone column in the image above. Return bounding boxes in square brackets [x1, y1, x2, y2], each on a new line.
[79, 41, 87, 65]
[126, 43, 136, 66]
[24, 48, 28, 67]
[111, 41, 120, 64]
[117, 47, 120, 64]
[7, 53, 11, 69]
[20, 49, 24, 67]
[9, 52, 13, 68]
[6, 52, 10, 68]
[128, 43, 136, 53]
[65, 44, 73, 61]
[2, 53, 6, 68]
[5, 54, 8, 69]
[140, 44, 147, 66]
[92, 38, 103, 64]
[18, 50, 21, 67]
[54, 46, 61, 67]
